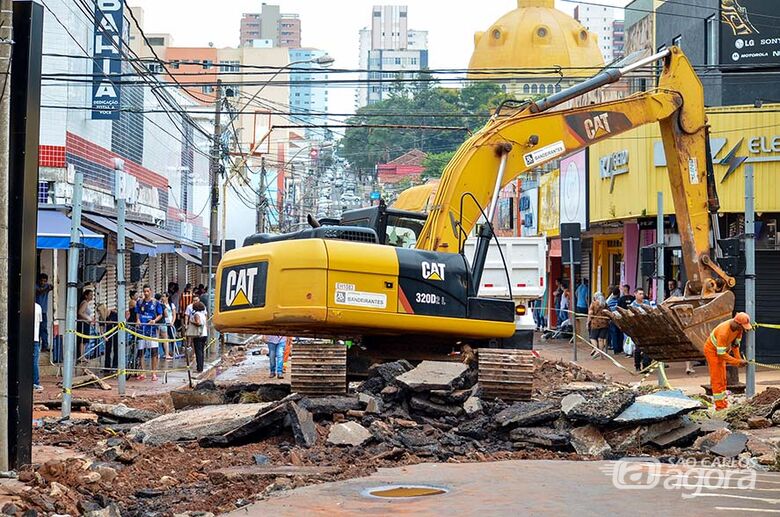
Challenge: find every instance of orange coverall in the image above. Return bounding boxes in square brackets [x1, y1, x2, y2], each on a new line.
[704, 320, 744, 410]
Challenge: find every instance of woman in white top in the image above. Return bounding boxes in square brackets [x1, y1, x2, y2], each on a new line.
[77, 289, 96, 361]
[160, 293, 177, 360]
[190, 301, 208, 373]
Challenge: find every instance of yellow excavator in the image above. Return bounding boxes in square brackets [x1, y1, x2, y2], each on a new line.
[214, 47, 735, 398]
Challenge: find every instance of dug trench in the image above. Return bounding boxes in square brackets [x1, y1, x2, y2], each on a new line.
[11, 358, 780, 516]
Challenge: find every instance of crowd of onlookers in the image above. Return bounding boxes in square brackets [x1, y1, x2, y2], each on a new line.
[33, 275, 213, 388]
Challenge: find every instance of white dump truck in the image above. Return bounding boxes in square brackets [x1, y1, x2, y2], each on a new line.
[464, 236, 547, 344]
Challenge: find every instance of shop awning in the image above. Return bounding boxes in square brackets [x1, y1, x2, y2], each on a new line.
[125, 222, 176, 253]
[37, 209, 104, 250]
[81, 213, 157, 255]
[175, 248, 202, 266]
[139, 223, 203, 256]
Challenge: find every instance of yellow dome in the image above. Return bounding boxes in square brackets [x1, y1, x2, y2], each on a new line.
[468, 0, 605, 79]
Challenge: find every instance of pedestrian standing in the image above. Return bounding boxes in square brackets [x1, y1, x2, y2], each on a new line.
[265, 335, 287, 379]
[553, 279, 563, 327]
[668, 279, 683, 298]
[179, 284, 193, 322]
[705, 313, 750, 410]
[33, 302, 43, 391]
[136, 285, 163, 381]
[160, 293, 176, 360]
[77, 289, 96, 361]
[35, 273, 53, 350]
[190, 300, 208, 373]
[606, 286, 623, 354]
[587, 292, 609, 358]
[575, 278, 589, 315]
[100, 304, 119, 371]
[559, 287, 571, 326]
[630, 288, 654, 371]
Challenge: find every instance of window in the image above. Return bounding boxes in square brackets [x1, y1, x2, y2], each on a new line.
[395, 57, 401, 65]
[531, 84, 538, 94]
[201, 84, 214, 94]
[146, 62, 163, 74]
[219, 60, 240, 73]
[706, 15, 718, 66]
[672, 34, 682, 50]
[523, 84, 530, 94]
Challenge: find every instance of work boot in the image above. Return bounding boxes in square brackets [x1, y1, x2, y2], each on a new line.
[269, 373, 276, 379]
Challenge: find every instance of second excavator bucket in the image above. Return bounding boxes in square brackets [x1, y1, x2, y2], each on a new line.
[608, 290, 735, 362]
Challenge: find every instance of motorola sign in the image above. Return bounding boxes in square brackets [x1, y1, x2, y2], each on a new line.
[720, 0, 780, 66]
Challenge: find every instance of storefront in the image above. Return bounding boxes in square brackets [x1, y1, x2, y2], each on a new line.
[587, 104, 780, 359]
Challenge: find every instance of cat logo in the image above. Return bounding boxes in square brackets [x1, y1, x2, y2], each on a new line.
[584, 113, 612, 140]
[224, 266, 259, 307]
[421, 261, 446, 281]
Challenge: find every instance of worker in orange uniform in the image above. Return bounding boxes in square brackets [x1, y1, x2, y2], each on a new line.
[704, 312, 751, 410]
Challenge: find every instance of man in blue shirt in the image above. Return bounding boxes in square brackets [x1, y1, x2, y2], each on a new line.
[136, 285, 163, 381]
[606, 286, 623, 354]
[35, 273, 53, 350]
[575, 278, 590, 315]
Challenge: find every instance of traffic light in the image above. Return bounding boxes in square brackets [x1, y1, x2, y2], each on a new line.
[130, 252, 149, 283]
[79, 247, 107, 286]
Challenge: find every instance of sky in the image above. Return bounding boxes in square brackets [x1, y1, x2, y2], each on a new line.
[131, 0, 630, 115]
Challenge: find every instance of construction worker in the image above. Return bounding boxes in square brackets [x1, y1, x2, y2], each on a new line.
[705, 312, 751, 410]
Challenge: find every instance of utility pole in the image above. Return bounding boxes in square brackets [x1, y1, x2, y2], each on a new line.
[745, 165, 756, 397]
[257, 157, 267, 233]
[62, 172, 84, 418]
[115, 159, 127, 395]
[656, 192, 667, 387]
[0, 0, 11, 472]
[208, 80, 222, 344]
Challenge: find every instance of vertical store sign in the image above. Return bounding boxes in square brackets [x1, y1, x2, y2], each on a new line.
[559, 150, 588, 230]
[91, 0, 124, 120]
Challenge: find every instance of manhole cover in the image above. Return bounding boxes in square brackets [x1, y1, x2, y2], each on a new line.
[367, 485, 448, 498]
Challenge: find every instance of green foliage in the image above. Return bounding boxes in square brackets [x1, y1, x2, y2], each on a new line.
[338, 75, 513, 175]
[422, 150, 457, 180]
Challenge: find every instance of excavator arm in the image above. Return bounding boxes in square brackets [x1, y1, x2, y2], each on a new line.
[417, 47, 732, 296]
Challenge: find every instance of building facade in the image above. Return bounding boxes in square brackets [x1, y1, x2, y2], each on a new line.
[356, 5, 429, 108]
[239, 4, 302, 48]
[573, 3, 624, 63]
[289, 49, 330, 140]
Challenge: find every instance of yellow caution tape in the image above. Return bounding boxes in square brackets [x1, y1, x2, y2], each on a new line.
[755, 322, 780, 330]
[118, 322, 185, 343]
[66, 325, 120, 340]
[749, 359, 780, 371]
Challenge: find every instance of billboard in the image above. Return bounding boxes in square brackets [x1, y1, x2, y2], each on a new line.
[538, 170, 560, 237]
[559, 150, 588, 230]
[91, 0, 124, 120]
[720, 0, 780, 66]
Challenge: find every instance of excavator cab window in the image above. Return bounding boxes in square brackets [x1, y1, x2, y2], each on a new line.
[385, 214, 425, 248]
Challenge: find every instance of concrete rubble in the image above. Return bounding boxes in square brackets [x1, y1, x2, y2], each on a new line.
[19, 357, 780, 516]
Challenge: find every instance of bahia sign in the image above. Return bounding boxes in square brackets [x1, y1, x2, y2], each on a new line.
[91, 0, 124, 120]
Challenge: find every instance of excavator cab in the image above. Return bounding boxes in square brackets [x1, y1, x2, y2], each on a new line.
[340, 200, 428, 249]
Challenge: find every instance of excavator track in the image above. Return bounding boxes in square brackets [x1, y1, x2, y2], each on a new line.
[609, 291, 735, 362]
[478, 348, 535, 401]
[290, 340, 347, 396]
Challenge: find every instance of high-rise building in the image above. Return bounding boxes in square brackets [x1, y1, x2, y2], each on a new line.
[573, 3, 624, 63]
[240, 4, 302, 48]
[289, 48, 330, 140]
[356, 5, 429, 108]
[612, 19, 625, 60]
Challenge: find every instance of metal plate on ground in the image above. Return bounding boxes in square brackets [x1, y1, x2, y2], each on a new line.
[478, 349, 535, 402]
[291, 341, 347, 396]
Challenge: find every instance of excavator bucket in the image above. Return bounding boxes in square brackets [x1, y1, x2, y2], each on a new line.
[609, 291, 735, 362]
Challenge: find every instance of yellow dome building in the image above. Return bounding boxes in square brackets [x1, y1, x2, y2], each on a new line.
[469, 0, 605, 97]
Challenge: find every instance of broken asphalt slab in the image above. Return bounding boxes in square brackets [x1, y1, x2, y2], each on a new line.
[710, 432, 749, 457]
[649, 422, 701, 448]
[494, 401, 560, 429]
[128, 403, 273, 445]
[288, 402, 317, 448]
[565, 390, 636, 425]
[510, 427, 570, 449]
[613, 390, 703, 424]
[394, 361, 469, 392]
[89, 403, 160, 423]
[200, 396, 301, 447]
[299, 396, 361, 417]
[570, 425, 612, 456]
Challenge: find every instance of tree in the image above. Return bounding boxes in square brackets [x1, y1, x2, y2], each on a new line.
[422, 151, 456, 180]
[338, 75, 514, 175]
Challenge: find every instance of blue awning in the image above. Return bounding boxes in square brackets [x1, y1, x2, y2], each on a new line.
[126, 222, 176, 254]
[37, 210, 104, 250]
[81, 214, 158, 255]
